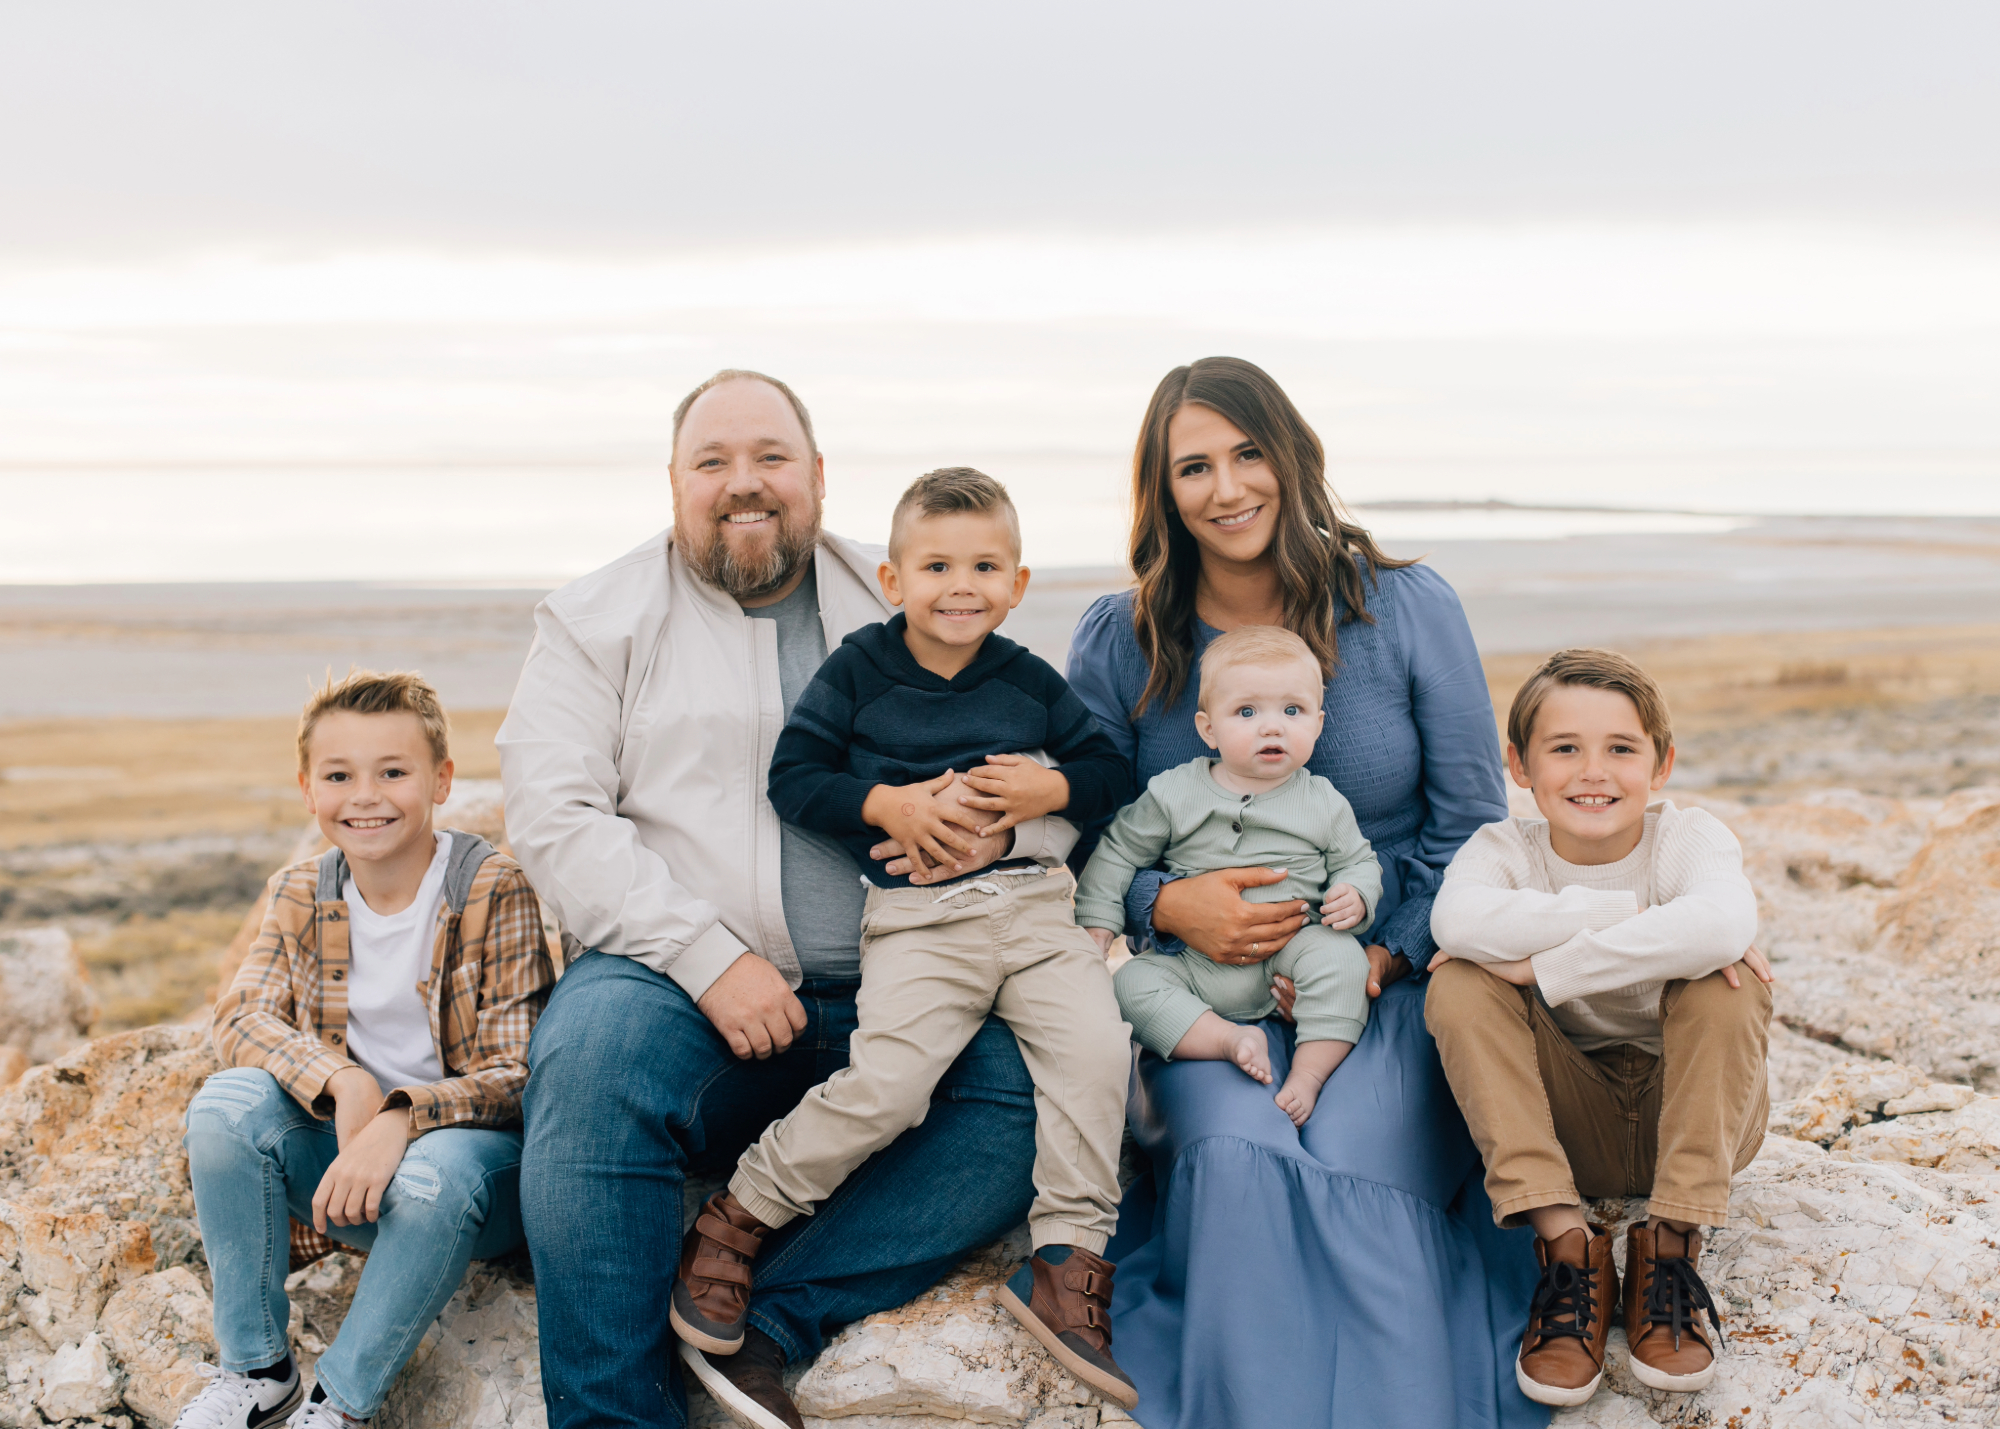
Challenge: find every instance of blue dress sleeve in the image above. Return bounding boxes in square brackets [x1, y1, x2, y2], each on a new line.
[1380, 565, 1508, 973]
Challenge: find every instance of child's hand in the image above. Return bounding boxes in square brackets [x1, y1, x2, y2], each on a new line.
[864, 772, 980, 876]
[312, 1106, 411, 1232]
[958, 754, 1071, 836]
[1088, 926, 1117, 955]
[1722, 942, 1777, 988]
[1320, 883, 1365, 931]
[326, 1064, 385, 1148]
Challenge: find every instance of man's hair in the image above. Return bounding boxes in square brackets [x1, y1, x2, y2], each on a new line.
[671, 369, 818, 459]
[1197, 625, 1323, 711]
[1508, 648, 1673, 766]
[887, 467, 1022, 562]
[298, 668, 451, 773]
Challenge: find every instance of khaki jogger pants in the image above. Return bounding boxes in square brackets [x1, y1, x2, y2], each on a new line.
[730, 867, 1132, 1254]
[1424, 959, 1771, 1229]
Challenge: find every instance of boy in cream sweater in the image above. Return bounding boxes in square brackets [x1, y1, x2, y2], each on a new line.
[1425, 649, 1773, 1410]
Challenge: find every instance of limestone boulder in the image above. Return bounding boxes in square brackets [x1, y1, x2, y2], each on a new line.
[0, 928, 97, 1068]
[97, 1269, 216, 1428]
[376, 1263, 545, 1429]
[1877, 789, 2000, 973]
[36, 1333, 122, 1422]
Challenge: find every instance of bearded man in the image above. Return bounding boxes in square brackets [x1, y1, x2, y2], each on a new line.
[499, 371, 1067, 1429]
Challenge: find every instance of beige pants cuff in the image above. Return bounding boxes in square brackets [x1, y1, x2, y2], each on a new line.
[727, 1171, 804, 1232]
[1030, 1221, 1111, 1255]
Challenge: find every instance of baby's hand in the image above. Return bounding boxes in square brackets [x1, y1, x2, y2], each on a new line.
[1088, 926, 1117, 956]
[958, 754, 1071, 836]
[1321, 883, 1365, 930]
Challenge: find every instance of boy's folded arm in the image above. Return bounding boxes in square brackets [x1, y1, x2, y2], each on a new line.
[767, 724, 879, 835]
[1431, 880, 1640, 963]
[497, 613, 747, 1000]
[1532, 869, 1759, 1006]
[1073, 787, 1175, 931]
[1041, 686, 1135, 826]
[386, 868, 557, 1138]
[212, 871, 362, 1114]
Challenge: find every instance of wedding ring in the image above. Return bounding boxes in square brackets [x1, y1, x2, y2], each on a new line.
[1250, 942, 1259, 954]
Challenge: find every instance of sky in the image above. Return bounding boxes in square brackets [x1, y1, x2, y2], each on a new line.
[1, 1, 1996, 582]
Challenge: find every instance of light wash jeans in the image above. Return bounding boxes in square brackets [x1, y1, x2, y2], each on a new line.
[183, 1067, 524, 1420]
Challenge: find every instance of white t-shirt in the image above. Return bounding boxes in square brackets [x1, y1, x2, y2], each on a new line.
[342, 831, 450, 1093]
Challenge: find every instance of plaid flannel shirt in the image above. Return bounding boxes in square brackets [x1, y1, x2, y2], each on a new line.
[213, 837, 554, 1139]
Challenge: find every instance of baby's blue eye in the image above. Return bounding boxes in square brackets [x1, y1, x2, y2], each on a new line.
[1236, 706, 1255, 719]
[1284, 704, 1302, 717]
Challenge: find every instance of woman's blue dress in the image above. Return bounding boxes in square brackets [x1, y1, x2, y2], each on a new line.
[1065, 564, 1548, 1429]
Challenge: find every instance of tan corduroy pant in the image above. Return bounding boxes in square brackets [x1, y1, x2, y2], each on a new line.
[730, 867, 1132, 1253]
[1424, 959, 1770, 1229]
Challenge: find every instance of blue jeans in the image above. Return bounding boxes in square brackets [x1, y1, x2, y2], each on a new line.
[183, 1067, 525, 1420]
[521, 953, 1038, 1429]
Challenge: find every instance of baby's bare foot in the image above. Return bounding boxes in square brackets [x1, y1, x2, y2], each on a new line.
[1228, 1026, 1272, 1085]
[1274, 1070, 1323, 1126]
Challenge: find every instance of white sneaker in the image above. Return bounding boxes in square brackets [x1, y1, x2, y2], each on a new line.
[173, 1362, 303, 1429]
[287, 1392, 367, 1427]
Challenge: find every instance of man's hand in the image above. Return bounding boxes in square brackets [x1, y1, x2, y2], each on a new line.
[1087, 926, 1117, 955]
[1428, 949, 1537, 987]
[1363, 943, 1415, 997]
[863, 773, 980, 877]
[697, 952, 809, 1060]
[1321, 884, 1365, 931]
[1723, 943, 1776, 989]
[958, 754, 1071, 837]
[312, 1105, 410, 1232]
[871, 774, 1012, 884]
[326, 1065, 385, 1148]
[1153, 867, 1311, 966]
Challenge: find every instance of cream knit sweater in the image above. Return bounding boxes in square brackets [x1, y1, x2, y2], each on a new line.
[1429, 800, 1758, 1052]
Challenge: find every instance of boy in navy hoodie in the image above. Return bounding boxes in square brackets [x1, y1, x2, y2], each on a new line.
[669, 468, 1140, 1413]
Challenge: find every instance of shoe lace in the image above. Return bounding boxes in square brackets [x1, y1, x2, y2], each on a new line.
[1527, 1259, 1600, 1346]
[173, 1365, 258, 1429]
[1643, 1252, 1726, 1353]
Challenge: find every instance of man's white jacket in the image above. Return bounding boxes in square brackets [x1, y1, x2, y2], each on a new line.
[497, 528, 1077, 1002]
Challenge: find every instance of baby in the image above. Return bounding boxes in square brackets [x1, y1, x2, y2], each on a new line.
[1076, 625, 1382, 1124]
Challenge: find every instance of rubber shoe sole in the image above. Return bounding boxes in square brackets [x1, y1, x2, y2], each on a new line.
[996, 1280, 1140, 1411]
[1629, 1354, 1717, 1393]
[677, 1340, 790, 1429]
[1515, 1357, 1602, 1408]
[670, 1280, 745, 1357]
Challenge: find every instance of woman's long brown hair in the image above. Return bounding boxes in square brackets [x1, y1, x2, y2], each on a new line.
[1129, 356, 1415, 717]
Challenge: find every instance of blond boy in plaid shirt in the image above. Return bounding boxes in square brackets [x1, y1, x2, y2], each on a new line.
[178, 671, 555, 1429]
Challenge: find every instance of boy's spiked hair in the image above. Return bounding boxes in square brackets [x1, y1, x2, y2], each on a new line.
[1197, 624, 1323, 711]
[1508, 648, 1673, 766]
[297, 668, 451, 772]
[887, 467, 1022, 562]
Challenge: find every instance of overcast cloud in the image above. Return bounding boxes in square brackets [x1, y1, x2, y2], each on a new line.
[4, 0, 1997, 257]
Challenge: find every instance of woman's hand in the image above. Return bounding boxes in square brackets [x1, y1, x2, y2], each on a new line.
[863, 773, 979, 877]
[958, 754, 1071, 836]
[312, 1106, 411, 1231]
[1271, 942, 1411, 1020]
[1154, 867, 1311, 966]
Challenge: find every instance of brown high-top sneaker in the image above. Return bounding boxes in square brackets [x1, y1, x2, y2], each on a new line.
[1515, 1228, 1616, 1407]
[1625, 1221, 1723, 1391]
[671, 1191, 771, 1356]
[997, 1247, 1139, 1410]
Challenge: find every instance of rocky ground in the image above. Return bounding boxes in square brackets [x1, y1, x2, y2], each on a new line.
[3, 755, 1998, 1425]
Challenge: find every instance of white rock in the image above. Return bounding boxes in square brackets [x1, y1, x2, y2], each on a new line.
[376, 1264, 546, 1429]
[97, 1268, 216, 1429]
[37, 1331, 122, 1421]
[0, 927, 97, 1067]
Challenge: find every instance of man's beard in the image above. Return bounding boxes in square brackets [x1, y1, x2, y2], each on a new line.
[677, 497, 822, 602]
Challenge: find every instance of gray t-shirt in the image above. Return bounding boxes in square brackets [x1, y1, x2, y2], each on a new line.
[745, 566, 866, 980]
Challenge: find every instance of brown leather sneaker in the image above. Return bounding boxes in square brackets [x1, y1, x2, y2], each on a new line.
[670, 1191, 771, 1356]
[997, 1247, 1139, 1410]
[1515, 1228, 1616, 1407]
[1625, 1221, 1723, 1391]
[678, 1330, 805, 1429]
